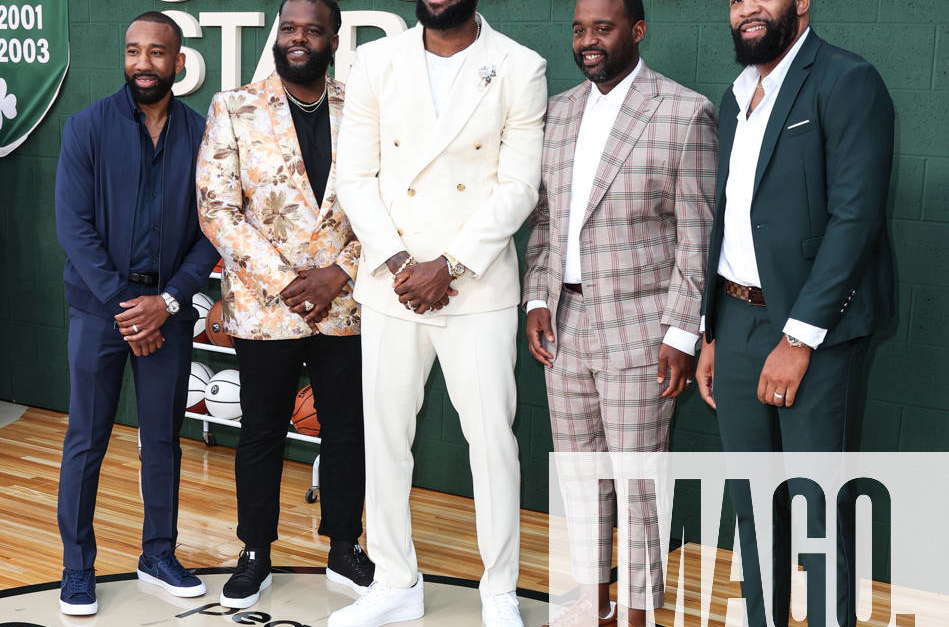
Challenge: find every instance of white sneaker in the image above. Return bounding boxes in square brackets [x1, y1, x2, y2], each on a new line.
[328, 574, 425, 627]
[482, 591, 523, 626]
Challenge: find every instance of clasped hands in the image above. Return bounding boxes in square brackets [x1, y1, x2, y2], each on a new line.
[386, 252, 457, 314]
[281, 264, 351, 330]
[115, 295, 169, 357]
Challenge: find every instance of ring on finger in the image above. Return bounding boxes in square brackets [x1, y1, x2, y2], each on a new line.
[132, 324, 139, 333]
[303, 300, 315, 312]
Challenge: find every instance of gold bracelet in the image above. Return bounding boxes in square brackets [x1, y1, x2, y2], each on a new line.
[394, 256, 416, 276]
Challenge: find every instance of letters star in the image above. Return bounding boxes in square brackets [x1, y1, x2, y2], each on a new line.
[0, 78, 18, 131]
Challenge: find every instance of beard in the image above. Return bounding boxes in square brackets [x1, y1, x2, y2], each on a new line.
[273, 41, 333, 85]
[124, 70, 176, 105]
[731, 1, 800, 66]
[573, 46, 634, 85]
[416, 0, 478, 30]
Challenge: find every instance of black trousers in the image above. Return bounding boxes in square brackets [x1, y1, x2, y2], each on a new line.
[233, 334, 365, 546]
[713, 288, 870, 627]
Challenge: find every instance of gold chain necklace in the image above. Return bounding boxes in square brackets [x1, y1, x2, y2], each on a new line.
[284, 84, 327, 113]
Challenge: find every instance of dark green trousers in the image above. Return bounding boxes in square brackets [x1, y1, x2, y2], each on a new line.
[713, 288, 870, 627]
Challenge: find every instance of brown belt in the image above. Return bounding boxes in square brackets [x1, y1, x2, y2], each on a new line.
[563, 283, 583, 295]
[722, 278, 766, 306]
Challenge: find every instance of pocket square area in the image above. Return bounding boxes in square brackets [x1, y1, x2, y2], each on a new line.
[787, 119, 811, 130]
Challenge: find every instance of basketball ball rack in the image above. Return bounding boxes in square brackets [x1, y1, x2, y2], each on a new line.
[182, 269, 322, 504]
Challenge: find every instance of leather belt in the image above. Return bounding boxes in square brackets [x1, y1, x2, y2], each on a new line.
[722, 278, 766, 306]
[128, 272, 159, 286]
[563, 283, 583, 295]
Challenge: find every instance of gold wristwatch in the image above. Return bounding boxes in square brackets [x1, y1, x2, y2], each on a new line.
[442, 254, 467, 279]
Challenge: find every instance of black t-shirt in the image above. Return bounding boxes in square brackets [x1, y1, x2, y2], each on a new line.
[288, 94, 332, 206]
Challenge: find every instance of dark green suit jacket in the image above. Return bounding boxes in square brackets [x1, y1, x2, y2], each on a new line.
[702, 31, 896, 348]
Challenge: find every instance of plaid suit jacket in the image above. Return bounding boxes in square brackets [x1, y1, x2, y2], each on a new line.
[523, 63, 718, 368]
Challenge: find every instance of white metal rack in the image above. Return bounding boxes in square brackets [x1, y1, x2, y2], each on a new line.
[185, 270, 322, 503]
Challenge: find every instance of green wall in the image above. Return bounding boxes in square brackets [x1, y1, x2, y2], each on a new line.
[1, 1, 947, 524]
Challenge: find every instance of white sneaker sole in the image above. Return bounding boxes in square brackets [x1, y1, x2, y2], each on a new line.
[60, 599, 98, 615]
[137, 569, 207, 598]
[326, 567, 371, 596]
[219, 573, 273, 609]
[328, 602, 424, 627]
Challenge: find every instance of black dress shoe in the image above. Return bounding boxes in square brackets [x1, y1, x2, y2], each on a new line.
[326, 542, 375, 595]
[220, 548, 272, 609]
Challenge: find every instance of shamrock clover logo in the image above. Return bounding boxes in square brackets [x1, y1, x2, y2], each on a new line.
[0, 78, 18, 131]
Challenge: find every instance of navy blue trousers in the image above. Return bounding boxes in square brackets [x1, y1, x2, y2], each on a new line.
[58, 289, 192, 570]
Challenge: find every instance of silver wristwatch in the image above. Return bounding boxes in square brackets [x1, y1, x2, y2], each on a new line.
[785, 333, 805, 348]
[161, 292, 180, 315]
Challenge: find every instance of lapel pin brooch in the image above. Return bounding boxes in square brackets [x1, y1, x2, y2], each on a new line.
[479, 65, 496, 88]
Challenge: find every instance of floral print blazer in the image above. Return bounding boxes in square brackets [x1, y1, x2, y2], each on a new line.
[197, 74, 360, 339]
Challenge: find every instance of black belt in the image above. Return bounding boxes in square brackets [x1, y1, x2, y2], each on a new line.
[563, 283, 583, 295]
[128, 272, 159, 286]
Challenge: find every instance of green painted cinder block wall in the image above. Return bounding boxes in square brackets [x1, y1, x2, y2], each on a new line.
[1, 1, 947, 524]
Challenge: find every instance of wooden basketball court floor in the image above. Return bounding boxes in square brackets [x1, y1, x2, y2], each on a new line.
[2, 407, 946, 625]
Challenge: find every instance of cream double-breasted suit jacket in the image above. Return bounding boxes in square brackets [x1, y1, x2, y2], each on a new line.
[337, 18, 547, 322]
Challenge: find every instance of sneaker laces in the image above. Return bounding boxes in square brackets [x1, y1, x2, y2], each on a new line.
[64, 569, 94, 594]
[354, 579, 393, 606]
[158, 553, 195, 579]
[228, 549, 263, 586]
[485, 592, 520, 620]
[349, 544, 373, 580]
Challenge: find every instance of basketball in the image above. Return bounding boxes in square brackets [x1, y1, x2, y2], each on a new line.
[291, 385, 320, 436]
[206, 300, 233, 348]
[187, 362, 214, 414]
[205, 369, 242, 420]
[192, 292, 214, 342]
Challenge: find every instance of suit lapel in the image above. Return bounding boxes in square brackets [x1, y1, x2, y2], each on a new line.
[556, 89, 587, 251]
[263, 73, 322, 218]
[318, 77, 344, 221]
[716, 90, 739, 212]
[583, 64, 661, 226]
[408, 15, 507, 182]
[752, 33, 821, 200]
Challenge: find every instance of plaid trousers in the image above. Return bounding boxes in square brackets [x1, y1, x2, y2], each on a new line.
[545, 290, 674, 610]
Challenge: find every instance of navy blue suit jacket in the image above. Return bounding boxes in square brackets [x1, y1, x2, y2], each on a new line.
[55, 86, 218, 319]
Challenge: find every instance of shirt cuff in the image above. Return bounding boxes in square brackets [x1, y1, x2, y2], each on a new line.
[526, 300, 548, 313]
[782, 318, 828, 349]
[163, 286, 180, 300]
[699, 315, 706, 334]
[663, 326, 699, 356]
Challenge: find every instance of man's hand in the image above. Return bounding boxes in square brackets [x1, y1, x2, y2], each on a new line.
[696, 337, 716, 409]
[657, 344, 696, 398]
[394, 258, 457, 314]
[116, 295, 170, 342]
[281, 265, 350, 326]
[385, 251, 412, 275]
[526, 307, 555, 367]
[127, 329, 165, 357]
[757, 337, 812, 407]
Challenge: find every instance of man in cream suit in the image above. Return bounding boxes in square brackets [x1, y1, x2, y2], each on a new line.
[523, 0, 717, 624]
[331, 1, 546, 625]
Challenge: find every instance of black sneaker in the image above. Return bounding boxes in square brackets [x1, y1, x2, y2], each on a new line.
[220, 548, 272, 609]
[326, 542, 375, 595]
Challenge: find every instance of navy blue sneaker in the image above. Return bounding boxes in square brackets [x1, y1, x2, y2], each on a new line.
[60, 568, 97, 615]
[137, 552, 206, 598]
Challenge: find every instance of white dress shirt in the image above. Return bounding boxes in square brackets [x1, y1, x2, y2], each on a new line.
[703, 28, 826, 349]
[526, 61, 699, 356]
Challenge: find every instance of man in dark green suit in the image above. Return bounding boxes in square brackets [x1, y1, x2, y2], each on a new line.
[695, 0, 895, 625]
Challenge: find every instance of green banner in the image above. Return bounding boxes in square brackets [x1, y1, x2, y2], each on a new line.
[0, 0, 68, 157]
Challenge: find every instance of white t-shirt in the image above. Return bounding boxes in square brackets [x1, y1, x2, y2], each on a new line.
[425, 47, 470, 117]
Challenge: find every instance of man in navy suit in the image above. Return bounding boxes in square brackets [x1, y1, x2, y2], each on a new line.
[54, 12, 218, 616]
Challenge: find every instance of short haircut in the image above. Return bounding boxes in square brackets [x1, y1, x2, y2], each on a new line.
[278, 0, 343, 34]
[129, 11, 184, 52]
[623, 0, 645, 23]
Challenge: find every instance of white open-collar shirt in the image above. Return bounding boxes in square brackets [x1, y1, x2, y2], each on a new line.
[526, 61, 699, 356]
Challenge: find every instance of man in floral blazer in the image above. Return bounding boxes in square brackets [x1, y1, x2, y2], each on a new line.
[196, 0, 372, 610]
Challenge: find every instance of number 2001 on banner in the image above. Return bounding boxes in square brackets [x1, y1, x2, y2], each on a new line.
[0, 4, 50, 64]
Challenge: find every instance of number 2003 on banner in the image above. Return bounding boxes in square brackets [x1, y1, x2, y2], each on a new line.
[0, 4, 50, 64]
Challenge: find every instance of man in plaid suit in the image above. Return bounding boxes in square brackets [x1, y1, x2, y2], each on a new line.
[522, 0, 717, 624]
